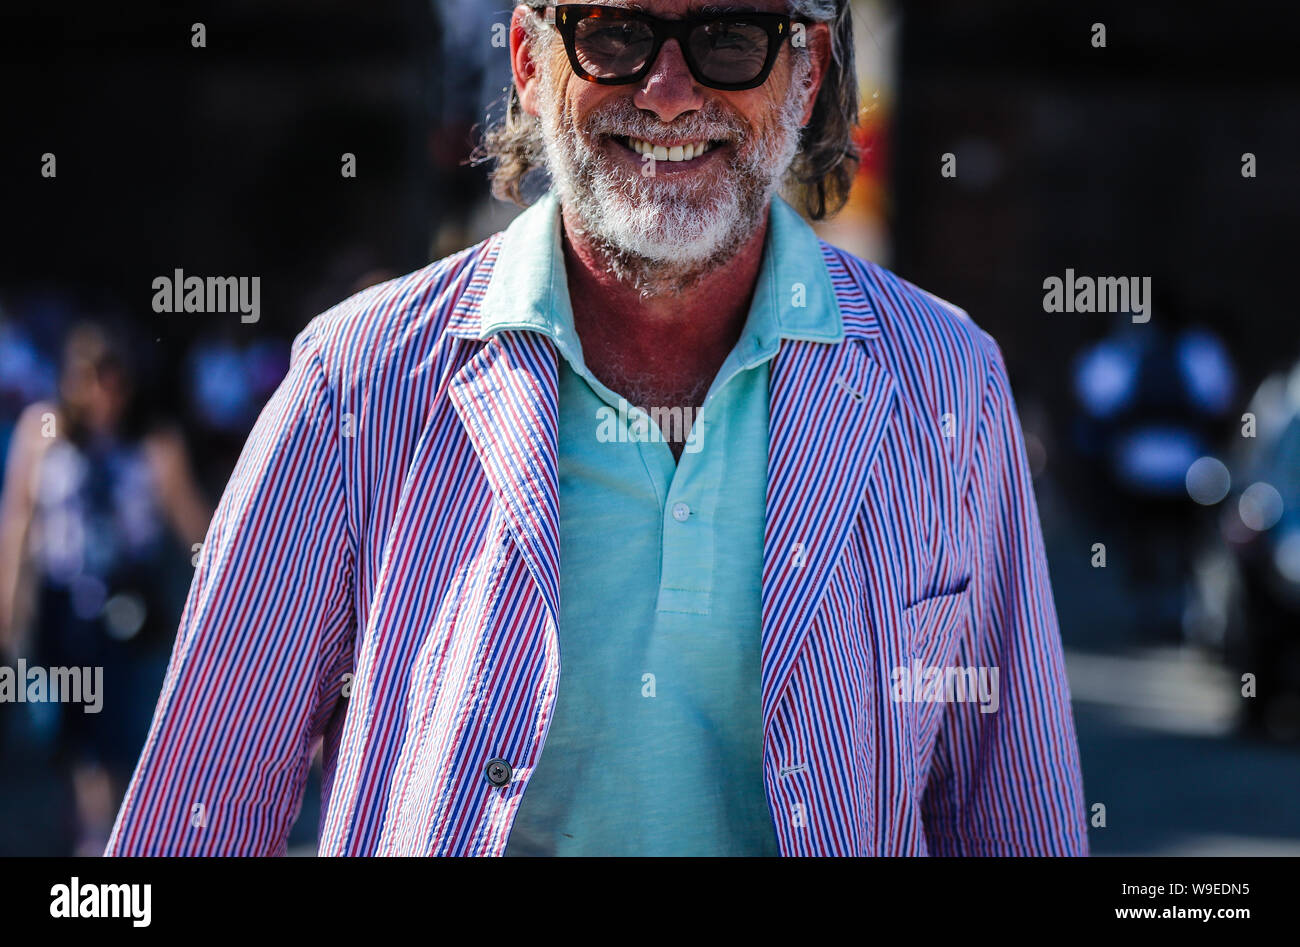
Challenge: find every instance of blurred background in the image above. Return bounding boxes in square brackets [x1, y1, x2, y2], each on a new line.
[0, 0, 1297, 856]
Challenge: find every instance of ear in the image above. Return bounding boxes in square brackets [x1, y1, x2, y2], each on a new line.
[512, 5, 545, 118]
[798, 22, 834, 126]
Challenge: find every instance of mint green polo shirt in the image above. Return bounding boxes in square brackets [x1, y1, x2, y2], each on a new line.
[485, 189, 842, 856]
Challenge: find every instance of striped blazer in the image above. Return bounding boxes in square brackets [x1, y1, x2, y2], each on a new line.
[106, 231, 1089, 856]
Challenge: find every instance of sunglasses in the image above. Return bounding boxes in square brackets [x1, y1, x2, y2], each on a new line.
[533, 4, 800, 92]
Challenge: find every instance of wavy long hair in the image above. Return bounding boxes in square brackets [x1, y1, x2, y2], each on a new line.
[473, 1, 860, 220]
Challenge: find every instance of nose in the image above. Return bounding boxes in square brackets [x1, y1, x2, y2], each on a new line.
[632, 39, 704, 124]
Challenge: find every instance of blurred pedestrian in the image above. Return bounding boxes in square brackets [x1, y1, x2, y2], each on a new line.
[0, 322, 210, 855]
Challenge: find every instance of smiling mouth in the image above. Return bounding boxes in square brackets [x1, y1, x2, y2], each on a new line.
[612, 135, 726, 162]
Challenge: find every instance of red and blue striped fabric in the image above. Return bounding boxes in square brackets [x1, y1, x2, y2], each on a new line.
[105, 231, 1088, 856]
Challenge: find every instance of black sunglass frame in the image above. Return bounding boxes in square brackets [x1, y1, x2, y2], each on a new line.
[535, 4, 798, 92]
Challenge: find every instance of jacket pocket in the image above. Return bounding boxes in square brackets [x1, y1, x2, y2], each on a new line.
[902, 583, 971, 670]
[900, 585, 974, 795]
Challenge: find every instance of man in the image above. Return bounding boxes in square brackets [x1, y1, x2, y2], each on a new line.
[107, 0, 1088, 856]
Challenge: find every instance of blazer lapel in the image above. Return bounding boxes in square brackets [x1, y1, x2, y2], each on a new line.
[448, 330, 561, 625]
[761, 337, 897, 726]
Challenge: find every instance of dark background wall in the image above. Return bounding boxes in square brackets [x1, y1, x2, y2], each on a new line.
[891, 0, 1300, 405]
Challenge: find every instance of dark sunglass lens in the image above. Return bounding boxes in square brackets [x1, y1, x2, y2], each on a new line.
[573, 14, 656, 79]
[689, 20, 771, 85]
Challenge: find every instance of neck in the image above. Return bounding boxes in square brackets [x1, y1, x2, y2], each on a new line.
[560, 201, 770, 360]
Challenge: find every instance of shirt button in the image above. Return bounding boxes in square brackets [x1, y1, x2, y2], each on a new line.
[671, 502, 691, 522]
[484, 758, 512, 787]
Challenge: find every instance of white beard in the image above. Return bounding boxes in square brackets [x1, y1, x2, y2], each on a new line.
[536, 55, 813, 291]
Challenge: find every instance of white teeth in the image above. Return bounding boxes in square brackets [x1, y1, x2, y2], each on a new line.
[626, 138, 713, 161]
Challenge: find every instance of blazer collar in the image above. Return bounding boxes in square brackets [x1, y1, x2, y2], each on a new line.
[760, 336, 896, 724]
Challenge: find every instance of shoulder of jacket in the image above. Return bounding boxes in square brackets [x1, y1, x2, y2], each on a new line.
[824, 242, 1000, 401]
[820, 242, 1006, 475]
[289, 235, 501, 392]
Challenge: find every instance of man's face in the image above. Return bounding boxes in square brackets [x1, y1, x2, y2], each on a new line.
[515, 1, 827, 274]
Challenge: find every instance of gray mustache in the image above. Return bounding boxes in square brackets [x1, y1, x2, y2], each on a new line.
[592, 122, 742, 141]
[582, 101, 746, 144]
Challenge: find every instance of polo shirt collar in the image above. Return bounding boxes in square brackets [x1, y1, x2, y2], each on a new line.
[476, 188, 844, 362]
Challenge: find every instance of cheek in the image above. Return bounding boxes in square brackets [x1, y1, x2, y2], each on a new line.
[535, 46, 579, 115]
[569, 84, 632, 130]
[723, 66, 791, 128]
[726, 89, 782, 139]
[763, 62, 796, 110]
[567, 82, 601, 121]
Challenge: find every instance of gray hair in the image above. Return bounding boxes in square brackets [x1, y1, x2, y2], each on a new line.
[472, 1, 860, 220]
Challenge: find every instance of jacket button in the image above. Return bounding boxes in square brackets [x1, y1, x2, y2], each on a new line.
[485, 758, 512, 787]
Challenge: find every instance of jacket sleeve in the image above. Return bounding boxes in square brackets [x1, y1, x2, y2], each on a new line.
[921, 336, 1089, 855]
[106, 322, 356, 855]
